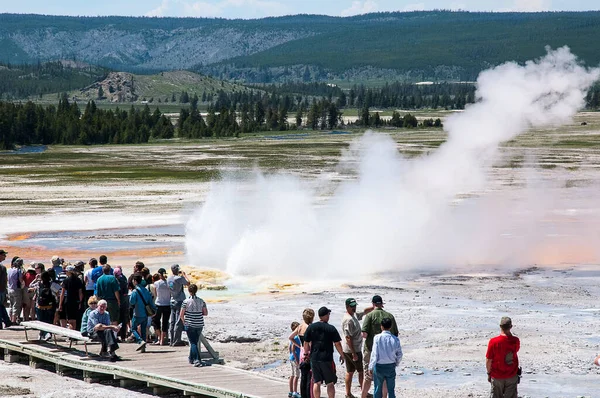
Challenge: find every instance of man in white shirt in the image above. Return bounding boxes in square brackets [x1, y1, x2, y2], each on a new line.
[367, 318, 402, 398]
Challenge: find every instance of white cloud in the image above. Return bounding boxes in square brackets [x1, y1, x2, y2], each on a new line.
[403, 3, 425, 11]
[146, 0, 171, 16]
[341, 0, 379, 16]
[146, 0, 287, 18]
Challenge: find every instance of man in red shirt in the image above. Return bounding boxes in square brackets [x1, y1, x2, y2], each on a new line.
[486, 317, 520, 398]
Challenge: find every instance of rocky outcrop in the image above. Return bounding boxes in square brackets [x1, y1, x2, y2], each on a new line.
[78, 72, 138, 102]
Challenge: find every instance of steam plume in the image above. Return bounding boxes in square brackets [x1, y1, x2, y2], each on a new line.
[185, 47, 600, 277]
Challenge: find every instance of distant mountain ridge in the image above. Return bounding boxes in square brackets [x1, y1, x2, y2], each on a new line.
[2, 12, 600, 82]
[0, 14, 315, 71]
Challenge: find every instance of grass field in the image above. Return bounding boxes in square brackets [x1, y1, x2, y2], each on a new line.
[2, 111, 600, 218]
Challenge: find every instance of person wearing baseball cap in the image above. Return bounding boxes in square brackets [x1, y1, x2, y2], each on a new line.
[486, 317, 520, 398]
[361, 295, 398, 398]
[341, 298, 374, 398]
[58, 264, 84, 330]
[303, 306, 345, 398]
[0, 249, 12, 328]
[167, 264, 190, 346]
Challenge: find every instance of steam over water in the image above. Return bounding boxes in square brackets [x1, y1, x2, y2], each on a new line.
[185, 47, 600, 278]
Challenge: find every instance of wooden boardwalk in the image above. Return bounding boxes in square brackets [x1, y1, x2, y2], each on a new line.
[0, 327, 288, 398]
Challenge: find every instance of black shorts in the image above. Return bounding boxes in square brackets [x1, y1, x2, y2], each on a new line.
[311, 361, 337, 385]
[152, 305, 170, 332]
[65, 301, 80, 320]
[343, 352, 364, 373]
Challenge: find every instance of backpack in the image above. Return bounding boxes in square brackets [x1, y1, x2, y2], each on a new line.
[37, 284, 56, 307]
[91, 266, 112, 283]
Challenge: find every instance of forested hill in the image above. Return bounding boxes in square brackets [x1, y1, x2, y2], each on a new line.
[2, 11, 600, 82]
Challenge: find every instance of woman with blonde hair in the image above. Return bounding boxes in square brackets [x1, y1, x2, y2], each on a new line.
[289, 308, 314, 398]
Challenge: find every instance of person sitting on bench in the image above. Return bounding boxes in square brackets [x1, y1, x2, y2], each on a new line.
[87, 299, 120, 361]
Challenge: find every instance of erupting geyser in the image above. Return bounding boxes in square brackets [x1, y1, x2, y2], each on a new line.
[185, 47, 600, 278]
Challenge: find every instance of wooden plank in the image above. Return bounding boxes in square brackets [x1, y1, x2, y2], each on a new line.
[0, 336, 286, 398]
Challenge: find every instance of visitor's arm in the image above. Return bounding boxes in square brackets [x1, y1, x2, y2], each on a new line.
[302, 341, 310, 360]
[368, 337, 378, 372]
[179, 307, 186, 324]
[486, 358, 493, 382]
[345, 333, 357, 359]
[58, 288, 65, 310]
[78, 288, 83, 306]
[335, 341, 345, 364]
[181, 271, 190, 284]
[395, 340, 403, 365]
[113, 289, 120, 306]
[202, 302, 208, 316]
[289, 328, 300, 347]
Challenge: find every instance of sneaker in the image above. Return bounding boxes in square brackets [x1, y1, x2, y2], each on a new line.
[43, 333, 52, 342]
[136, 341, 147, 352]
[193, 360, 201, 367]
[288, 393, 293, 398]
[109, 355, 121, 362]
[99, 351, 111, 358]
[292, 394, 301, 398]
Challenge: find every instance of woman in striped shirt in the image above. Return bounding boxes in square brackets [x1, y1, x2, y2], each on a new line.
[179, 283, 208, 367]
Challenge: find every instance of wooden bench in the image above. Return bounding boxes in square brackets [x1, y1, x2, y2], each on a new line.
[20, 321, 91, 356]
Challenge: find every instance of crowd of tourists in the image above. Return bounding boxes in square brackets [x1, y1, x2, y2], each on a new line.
[288, 295, 524, 398]
[0, 249, 208, 366]
[4, 245, 599, 397]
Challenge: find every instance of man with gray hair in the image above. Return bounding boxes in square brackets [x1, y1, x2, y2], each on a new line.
[87, 299, 121, 361]
[486, 317, 520, 398]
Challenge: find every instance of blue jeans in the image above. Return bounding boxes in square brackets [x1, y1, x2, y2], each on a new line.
[374, 363, 396, 398]
[0, 292, 10, 327]
[36, 308, 55, 339]
[169, 301, 183, 345]
[186, 326, 203, 364]
[132, 316, 147, 343]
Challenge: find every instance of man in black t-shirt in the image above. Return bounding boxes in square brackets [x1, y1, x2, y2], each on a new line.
[303, 306, 345, 398]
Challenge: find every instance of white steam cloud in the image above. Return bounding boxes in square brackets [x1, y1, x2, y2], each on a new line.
[185, 47, 600, 278]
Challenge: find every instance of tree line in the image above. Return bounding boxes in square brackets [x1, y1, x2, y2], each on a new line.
[0, 95, 173, 150]
[0, 61, 107, 100]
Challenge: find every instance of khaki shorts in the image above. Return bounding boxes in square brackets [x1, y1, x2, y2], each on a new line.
[363, 345, 371, 374]
[344, 352, 364, 373]
[22, 288, 32, 307]
[490, 375, 518, 398]
[290, 361, 300, 378]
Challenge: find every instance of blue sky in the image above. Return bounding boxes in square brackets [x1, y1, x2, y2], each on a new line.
[1, 0, 598, 18]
